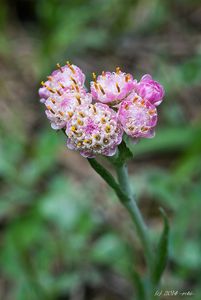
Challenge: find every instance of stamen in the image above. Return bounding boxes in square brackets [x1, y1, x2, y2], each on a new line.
[77, 142, 82, 147]
[102, 71, 105, 76]
[50, 98, 56, 104]
[105, 125, 111, 133]
[92, 72, 97, 82]
[66, 61, 75, 74]
[94, 144, 101, 150]
[103, 138, 109, 144]
[125, 74, 130, 82]
[101, 117, 106, 124]
[76, 95, 81, 105]
[71, 126, 77, 132]
[56, 63, 63, 73]
[46, 106, 55, 114]
[41, 81, 54, 92]
[75, 84, 80, 92]
[133, 96, 138, 103]
[116, 66, 121, 74]
[149, 109, 156, 115]
[59, 111, 64, 116]
[77, 119, 83, 125]
[72, 84, 79, 92]
[68, 112, 73, 117]
[141, 126, 148, 132]
[99, 84, 105, 95]
[79, 112, 85, 118]
[84, 139, 92, 144]
[47, 76, 53, 81]
[58, 82, 65, 88]
[94, 82, 99, 90]
[46, 86, 56, 93]
[70, 77, 77, 85]
[116, 82, 120, 93]
[93, 106, 97, 113]
[94, 134, 101, 141]
[56, 89, 62, 96]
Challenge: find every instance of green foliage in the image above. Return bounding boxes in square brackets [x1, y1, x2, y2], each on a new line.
[152, 208, 169, 285]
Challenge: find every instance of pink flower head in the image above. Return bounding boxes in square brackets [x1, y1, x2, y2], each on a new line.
[45, 90, 92, 130]
[39, 62, 86, 103]
[135, 74, 164, 106]
[90, 68, 136, 105]
[66, 103, 123, 158]
[118, 92, 157, 139]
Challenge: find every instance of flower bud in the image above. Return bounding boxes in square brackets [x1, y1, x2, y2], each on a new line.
[66, 103, 123, 157]
[39, 62, 85, 103]
[90, 69, 136, 105]
[118, 92, 157, 139]
[135, 74, 164, 106]
[45, 90, 92, 130]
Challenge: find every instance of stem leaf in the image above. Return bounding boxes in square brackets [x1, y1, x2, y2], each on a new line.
[131, 269, 146, 300]
[153, 208, 170, 285]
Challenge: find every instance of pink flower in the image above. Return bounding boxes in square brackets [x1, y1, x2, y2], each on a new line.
[45, 90, 92, 130]
[39, 63, 164, 157]
[39, 62, 86, 103]
[135, 74, 164, 106]
[118, 92, 158, 139]
[90, 68, 136, 105]
[66, 103, 123, 158]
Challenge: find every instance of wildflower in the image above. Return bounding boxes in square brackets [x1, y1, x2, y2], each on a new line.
[45, 90, 92, 130]
[90, 68, 135, 105]
[66, 103, 123, 157]
[39, 62, 86, 103]
[135, 74, 165, 106]
[118, 92, 157, 139]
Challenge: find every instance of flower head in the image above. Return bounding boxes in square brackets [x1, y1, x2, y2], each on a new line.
[66, 103, 123, 157]
[118, 92, 157, 139]
[45, 90, 92, 130]
[39, 62, 86, 103]
[90, 68, 135, 105]
[135, 74, 164, 106]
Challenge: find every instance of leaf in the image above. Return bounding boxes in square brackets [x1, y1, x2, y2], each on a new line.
[131, 269, 146, 300]
[121, 136, 134, 161]
[152, 208, 169, 285]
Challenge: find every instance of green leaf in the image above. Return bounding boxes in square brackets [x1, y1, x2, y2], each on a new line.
[121, 136, 134, 161]
[152, 208, 169, 285]
[131, 269, 146, 300]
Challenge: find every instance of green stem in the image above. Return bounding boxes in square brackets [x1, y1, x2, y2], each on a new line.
[116, 163, 132, 197]
[115, 164, 153, 275]
[87, 159, 154, 299]
[87, 158, 128, 201]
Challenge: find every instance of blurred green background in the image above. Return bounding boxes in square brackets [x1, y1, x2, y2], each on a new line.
[0, 0, 201, 299]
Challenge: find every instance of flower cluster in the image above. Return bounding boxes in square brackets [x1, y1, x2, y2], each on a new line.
[39, 62, 164, 157]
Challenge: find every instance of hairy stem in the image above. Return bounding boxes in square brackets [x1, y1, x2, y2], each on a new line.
[87, 159, 154, 299]
[115, 164, 153, 274]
